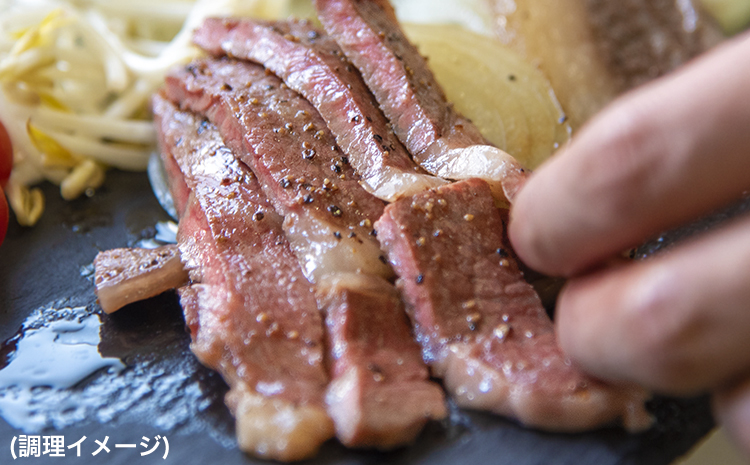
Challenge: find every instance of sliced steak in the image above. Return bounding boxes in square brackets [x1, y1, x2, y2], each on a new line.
[153, 93, 334, 461]
[158, 77, 443, 450]
[313, 0, 528, 202]
[318, 273, 446, 448]
[94, 245, 188, 314]
[374, 178, 651, 432]
[193, 17, 446, 202]
[313, 0, 474, 154]
[164, 57, 390, 283]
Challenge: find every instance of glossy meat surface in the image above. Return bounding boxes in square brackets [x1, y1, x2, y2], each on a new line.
[375, 178, 652, 431]
[313, 0, 528, 202]
[94, 245, 188, 314]
[319, 273, 446, 448]
[164, 58, 390, 282]
[154, 94, 333, 461]
[193, 17, 445, 202]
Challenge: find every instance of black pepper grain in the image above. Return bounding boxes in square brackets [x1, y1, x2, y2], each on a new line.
[328, 205, 343, 217]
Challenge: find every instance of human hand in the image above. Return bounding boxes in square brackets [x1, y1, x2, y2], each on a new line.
[508, 31, 750, 454]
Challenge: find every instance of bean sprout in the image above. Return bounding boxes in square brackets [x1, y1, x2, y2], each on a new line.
[0, 0, 288, 226]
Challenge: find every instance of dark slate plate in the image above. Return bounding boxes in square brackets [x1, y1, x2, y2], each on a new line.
[0, 171, 716, 465]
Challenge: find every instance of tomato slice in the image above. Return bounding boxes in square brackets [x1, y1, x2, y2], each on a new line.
[0, 187, 7, 245]
[0, 120, 11, 187]
[0, 120, 11, 245]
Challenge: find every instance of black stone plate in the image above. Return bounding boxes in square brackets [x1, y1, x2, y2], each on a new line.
[0, 171, 716, 465]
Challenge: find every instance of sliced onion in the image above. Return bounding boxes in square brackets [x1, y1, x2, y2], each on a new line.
[404, 23, 571, 170]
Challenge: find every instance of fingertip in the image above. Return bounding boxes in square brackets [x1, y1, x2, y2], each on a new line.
[554, 274, 609, 376]
[715, 377, 750, 458]
[508, 167, 566, 276]
[507, 185, 538, 267]
[554, 262, 687, 392]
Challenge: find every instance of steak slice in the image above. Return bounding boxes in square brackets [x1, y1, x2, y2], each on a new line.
[374, 178, 651, 432]
[94, 244, 188, 314]
[313, 0, 528, 202]
[318, 273, 446, 448]
[158, 75, 444, 449]
[193, 17, 446, 202]
[164, 57, 390, 283]
[153, 93, 334, 461]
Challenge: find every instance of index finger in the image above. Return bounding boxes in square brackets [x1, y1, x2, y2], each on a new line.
[508, 32, 750, 277]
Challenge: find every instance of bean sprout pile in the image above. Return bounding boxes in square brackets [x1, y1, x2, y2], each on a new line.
[0, 0, 289, 226]
[0, 0, 532, 227]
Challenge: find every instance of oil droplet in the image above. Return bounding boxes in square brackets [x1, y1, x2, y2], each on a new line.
[0, 308, 125, 431]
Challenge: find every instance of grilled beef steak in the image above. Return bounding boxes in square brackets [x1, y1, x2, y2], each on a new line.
[91, 1, 673, 458]
[161, 61, 446, 450]
[164, 57, 390, 283]
[193, 17, 445, 202]
[154, 94, 334, 461]
[313, 0, 528, 202]
[319, 273, 446, 448]
[375, 178, 651, 431]
[94, 244, 188, 313]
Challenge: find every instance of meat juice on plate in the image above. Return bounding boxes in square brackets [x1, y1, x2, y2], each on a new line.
[0, 307, 124, 431]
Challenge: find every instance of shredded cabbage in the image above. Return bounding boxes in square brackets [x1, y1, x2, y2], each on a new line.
[0, 0, 292, 226]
